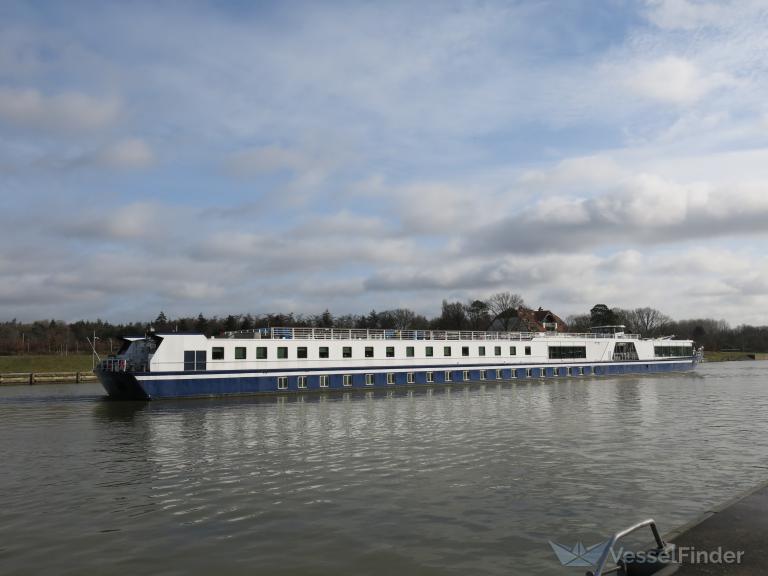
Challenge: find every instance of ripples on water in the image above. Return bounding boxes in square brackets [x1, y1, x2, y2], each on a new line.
[1, 362, 767, 575]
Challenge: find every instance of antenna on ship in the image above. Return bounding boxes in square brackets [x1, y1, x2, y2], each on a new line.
[87, 331, 101, 370]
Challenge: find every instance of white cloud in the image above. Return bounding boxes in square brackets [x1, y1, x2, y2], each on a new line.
[626, 56, 730, 104]
[643, 0, 727, 30]
[98, 138, 154, 169]
[0, 87, 120, 131]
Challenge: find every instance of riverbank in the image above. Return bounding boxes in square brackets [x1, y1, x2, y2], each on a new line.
[0, 354, 93, 373]
[664, 478, 768, 574]
[704, 351, 765, 362]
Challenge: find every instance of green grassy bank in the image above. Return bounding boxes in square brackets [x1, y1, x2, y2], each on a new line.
[0, 355, 94, 373]
[704, 351, 760, 362]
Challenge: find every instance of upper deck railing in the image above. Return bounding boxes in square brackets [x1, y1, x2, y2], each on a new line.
[222, 327, 641, 341]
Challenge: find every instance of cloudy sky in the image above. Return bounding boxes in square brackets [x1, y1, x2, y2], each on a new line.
[1, 0, 768, 325]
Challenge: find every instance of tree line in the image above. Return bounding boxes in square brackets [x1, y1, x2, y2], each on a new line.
[1, 294, 766, 355]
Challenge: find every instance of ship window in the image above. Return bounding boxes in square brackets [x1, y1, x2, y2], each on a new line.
[406, 346, 415, 357]
[510, 346, 516, 355]
[386, 346, 395, 358]
[235, 347, 246, 360]
[319, 375, 329, 388]
[525, 346, 531, 356]
[365, 374, 374, 386]
[277, 347, 288, 359]
[510, 369, 516, 379]
[480, 369, 486, 380]
[443, 346, 452, 357]
[343, 374, 352, 387]
[365, 346, 374, 358]
[297, 346, 308, 359]
[526, 368, 532, 377]
[387, 373, 395, 385]
[478, 346, 486, 356]
[654, 346, 693, 358]
[407, 372, 414, 384]
[212, 347, 224, 360]
[548, 346, 587, 360]
[184, 351, 195, 371]
[445, 371, 452, 382]
[461, 346, 469, 357]
[426, 371, 434, 383]
[277, 376, 288, 390]
[494, 346, 501, 356]
[195, 351, 206, 371]
[298, 376, 307, 389]
[496, 369, 502, 379]
[343, 346, 352, 358]
[426, 346, 434, 357]
[256, 347, 267, 359]
[462, 370, 469, 381]
[319, 346, 329, 359]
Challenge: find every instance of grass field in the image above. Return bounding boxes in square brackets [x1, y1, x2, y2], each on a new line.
[0, 355, 95, 373]
[704, 351, 756, 362]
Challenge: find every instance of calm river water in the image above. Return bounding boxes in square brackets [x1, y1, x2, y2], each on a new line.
[1, 362, 767, 575]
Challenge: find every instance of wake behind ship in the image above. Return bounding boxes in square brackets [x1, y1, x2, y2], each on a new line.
[96, 325, 700, 400]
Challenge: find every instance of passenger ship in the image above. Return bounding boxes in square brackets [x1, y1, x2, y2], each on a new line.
[97, 325, 700, 400]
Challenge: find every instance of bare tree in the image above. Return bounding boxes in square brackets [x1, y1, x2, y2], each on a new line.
[487, 292, 525, 330]
[389, 308, 416, 330]
[627, 307, 671, 336]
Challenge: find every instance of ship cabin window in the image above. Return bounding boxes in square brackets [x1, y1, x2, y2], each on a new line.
[277, 376, 288, 390]
[444, 346, 452, 357]
[343, 346, 352, 358]
[387, 373, 395, 385]
[319, 375, 329, 388]
[494, 346, 501, 356]
[479, 346, 486, 356]
[365, 346, 374, 358]
[426, 346, 434, 357]
[496, 369, 502, 379]
[297, 376, 307, 389]
[319, 346, 329, 359]
[526, 368, 532, 377]
[365, 374, 374, 386]
[407, 372, 415, 384]
[445, 370, 452, 382]
[277, 347, 288, 359]
[480, 369, 487, 380]
[510, 369, 517, 379]
[426, 371, 434, 383]
[297, 347, 308, 359]
[462, 346, 469, 357]
[256, 346, 267, 359]
[184, 350, 207, 371]
[525, 346, 531, 356]
[343, 374, 352, 387]
[548, 346, 587, 360]
[235, 347, 246, 360]
[212, 347, 224, 360]
[654, 346, 693, 358]
[406, 346, 415, 357]
[510, 346, 516, 355]
[386, 346, 395, 358]
[462, 370, 469, 381]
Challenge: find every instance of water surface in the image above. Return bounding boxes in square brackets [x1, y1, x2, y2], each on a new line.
[1, 362, 767, 575]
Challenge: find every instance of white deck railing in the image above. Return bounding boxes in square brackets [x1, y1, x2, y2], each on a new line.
[222, 327, 641, 341]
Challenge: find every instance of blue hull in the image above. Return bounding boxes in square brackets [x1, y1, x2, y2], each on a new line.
[98, 360, 696, 400]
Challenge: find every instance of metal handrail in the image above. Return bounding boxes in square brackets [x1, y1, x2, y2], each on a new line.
[586, 518, 670, 576]
[223, 327, 642, 342]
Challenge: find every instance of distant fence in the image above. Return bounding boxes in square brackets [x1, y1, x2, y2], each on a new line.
[0, 371, 98, 386]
